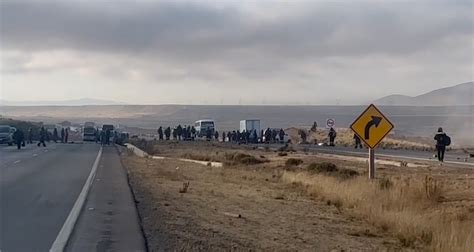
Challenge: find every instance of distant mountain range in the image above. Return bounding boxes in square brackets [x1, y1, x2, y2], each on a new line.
[374, 82, 473, 106]
[0, 98, 125, 106]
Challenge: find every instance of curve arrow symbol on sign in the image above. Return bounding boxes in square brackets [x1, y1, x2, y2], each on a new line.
[364, 116, 382, 140]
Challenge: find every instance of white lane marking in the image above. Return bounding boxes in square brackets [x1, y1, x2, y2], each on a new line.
[32, 154, 38, 157]
[13, 160, 21, 164]
[50, 147, 103, 252]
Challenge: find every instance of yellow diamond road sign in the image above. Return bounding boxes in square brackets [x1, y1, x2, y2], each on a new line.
[350, 104, 394, 149]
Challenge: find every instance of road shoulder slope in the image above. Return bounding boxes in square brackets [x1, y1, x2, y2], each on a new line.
[66, 145, 146, 251]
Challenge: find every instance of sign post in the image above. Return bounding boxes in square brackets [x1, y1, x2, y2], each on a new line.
[369, 148, 375, 179]
[350, 104, 394, 179]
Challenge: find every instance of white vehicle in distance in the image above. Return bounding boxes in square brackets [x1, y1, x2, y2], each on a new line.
[240, 119, 261, 137]
[194, 120, 215, 137]
[83, 122, 96, 141]
[0, 125, 14, 146]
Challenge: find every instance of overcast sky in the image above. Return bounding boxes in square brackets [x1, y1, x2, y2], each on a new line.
[1, 0, 472, 105]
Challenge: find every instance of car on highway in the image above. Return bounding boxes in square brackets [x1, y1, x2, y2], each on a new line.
[0, 125, 14, 145]
[194, 119, 215, 137]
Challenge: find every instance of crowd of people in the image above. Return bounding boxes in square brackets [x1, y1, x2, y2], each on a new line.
[9, 121, 452, 164]
[12, 126, 71, 149]
[157, 125, 198, 141]
[95, 128, 113, 145]
[155, 125, 287, 144]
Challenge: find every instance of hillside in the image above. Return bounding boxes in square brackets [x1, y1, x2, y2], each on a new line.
[0, 98, 125, 106]
[375, 82, 473, 106]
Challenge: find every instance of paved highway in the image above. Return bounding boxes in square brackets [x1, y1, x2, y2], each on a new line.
[253, 143, 474, 166]
[301, 145, 474, 165]
[0, 142, 100, 251]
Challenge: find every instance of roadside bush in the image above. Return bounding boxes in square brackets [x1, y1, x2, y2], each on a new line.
[130, 138, 157, 155]
[278, 152, 288, 157]
[224, 152, 266, 166]
[181, 153, 212, 162]
[338, 168, 359, 178]
[285, 158, 303, 167]
[306, 162, 338, 173]
[379, 177, 393, 190]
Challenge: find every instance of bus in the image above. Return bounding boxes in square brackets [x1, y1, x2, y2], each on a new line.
[83, 122, 96, 141]
[194, 120, 215, 137]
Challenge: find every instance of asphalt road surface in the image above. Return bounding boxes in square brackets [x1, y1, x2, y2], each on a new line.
[0, 142, 100, 251]
[302, 145, 474, 165]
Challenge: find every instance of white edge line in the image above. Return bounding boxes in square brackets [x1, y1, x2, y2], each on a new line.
[49, 146, 103, 252]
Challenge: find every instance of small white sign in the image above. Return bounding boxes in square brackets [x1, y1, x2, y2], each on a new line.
[326, 118, 335, 128]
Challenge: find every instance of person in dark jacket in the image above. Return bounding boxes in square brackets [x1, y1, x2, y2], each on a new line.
[164, 127, 171, 140]
[27, 128, 34, 144]
[214, 130, 219, 141]
[105, 129, 111, 145]
[37, 127, 47, 147]
[95, 128, 100, 143]
[353, 134, 363, 149]
[434, 127, 448, 162]
[61, 128, 65, 143]
[279, 129, 285, 143]
[53, 128, 58, 143]
[328, 127, 337, 146]
[172, 128, 177, 140]
[205, 128, 212, 141]
[252, 129, 258, 143]
[158, 126, 164, 140]
[227, 131, 232, 143]
[13, 129, 25, 150]
[100, 130, 106, 146]
[65, 128, 69, 143]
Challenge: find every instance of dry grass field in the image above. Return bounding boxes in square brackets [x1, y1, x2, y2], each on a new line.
[121, 141, 474, 251]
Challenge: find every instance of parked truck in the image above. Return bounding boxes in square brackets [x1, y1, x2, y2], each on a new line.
[240, 119, 261, 137]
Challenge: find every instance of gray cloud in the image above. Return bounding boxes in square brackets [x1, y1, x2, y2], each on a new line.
[2, 1, 471, 57]
[1, 0, 472, 104]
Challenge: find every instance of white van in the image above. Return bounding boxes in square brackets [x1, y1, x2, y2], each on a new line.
[194, 120, 215, 137]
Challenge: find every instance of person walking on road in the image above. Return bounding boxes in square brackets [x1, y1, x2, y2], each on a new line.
[353, 134, 363, 149]
[27, 128, 33, 144]
[64, 128, 69, 143]
[53, 128, 58, 143]
[434, 127, 450, 163]
[95, 128, 100, 143]
[328, 127, 337, 146]
[105, 129, 111, 145]
[100, 130, 106, 146]
[37, 127, 47, 147]
[13, 129, 25, 150]
[61, 128, 65, 143]
[214, 130, 219, 141]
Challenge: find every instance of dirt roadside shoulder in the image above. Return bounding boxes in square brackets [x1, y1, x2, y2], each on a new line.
[121, 151, 400, 251]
